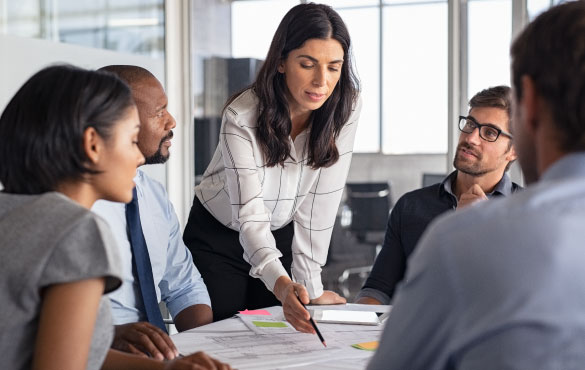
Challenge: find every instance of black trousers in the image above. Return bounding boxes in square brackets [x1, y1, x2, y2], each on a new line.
[183, 197, 293, 321]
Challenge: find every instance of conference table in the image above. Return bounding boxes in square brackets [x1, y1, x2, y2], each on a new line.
[171, 305, 389, 370]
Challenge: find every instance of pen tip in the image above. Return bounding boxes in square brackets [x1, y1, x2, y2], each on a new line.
[323, 341, 327, 347]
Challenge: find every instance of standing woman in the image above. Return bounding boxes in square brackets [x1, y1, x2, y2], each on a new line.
[0, 65, 230, 370]
[184, 3, 361, 332]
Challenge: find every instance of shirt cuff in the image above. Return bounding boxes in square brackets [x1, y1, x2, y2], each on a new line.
[354, 288, 391, 305]
[258, 259, 290, 292]
[295, 274, 324, 300]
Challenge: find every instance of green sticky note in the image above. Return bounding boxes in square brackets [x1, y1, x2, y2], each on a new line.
[252, 320, 288, 328]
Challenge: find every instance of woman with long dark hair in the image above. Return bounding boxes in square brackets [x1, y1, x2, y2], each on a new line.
[0, 65, 230, 370]
[184, 3, 361, 332]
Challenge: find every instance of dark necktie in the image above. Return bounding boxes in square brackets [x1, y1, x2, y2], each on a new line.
[125, 187, 167, 332]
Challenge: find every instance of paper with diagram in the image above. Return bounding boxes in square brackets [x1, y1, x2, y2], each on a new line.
[173, 329, 380, 370]
[172, 306, 385, 369]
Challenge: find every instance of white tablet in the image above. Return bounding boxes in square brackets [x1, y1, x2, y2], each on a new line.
[309, 309, 382, 325]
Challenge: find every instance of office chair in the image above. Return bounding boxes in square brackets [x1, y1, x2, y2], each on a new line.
[337, 182, 392, 297]
[422, 173, 446, 188]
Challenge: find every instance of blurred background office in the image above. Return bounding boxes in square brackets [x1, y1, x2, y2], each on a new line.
[0, 0, 564, 298]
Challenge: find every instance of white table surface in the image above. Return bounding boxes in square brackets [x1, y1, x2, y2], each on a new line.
[171, 305, 385, 370]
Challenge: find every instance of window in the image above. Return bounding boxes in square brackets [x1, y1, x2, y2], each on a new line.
[321, 0, 378, 7]
[527, 0, 564, 19]
[0, 0, 164, 58]
[335, 6, 380, 152]
[231, 0, 299, 59]
[467, 0, 512, 97]
[382, 1, 448, 154]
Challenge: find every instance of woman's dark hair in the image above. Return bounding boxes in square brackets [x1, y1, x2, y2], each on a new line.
[0, 64, 134, 194]
[229, 3, 359, 168]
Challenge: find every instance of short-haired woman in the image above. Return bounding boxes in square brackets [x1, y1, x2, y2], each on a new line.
[0, 65, 230, 370]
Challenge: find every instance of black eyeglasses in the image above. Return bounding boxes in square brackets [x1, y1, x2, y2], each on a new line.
[458, 116, 513, 142]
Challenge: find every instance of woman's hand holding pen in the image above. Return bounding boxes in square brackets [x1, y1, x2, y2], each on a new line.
[274, 276, 347, 333]
[274, 276, 315, 333]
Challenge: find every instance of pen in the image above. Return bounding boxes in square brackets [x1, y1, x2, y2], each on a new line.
[296, 295, 327, 347]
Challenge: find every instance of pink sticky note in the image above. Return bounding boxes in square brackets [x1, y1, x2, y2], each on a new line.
[239, 309, 271, 316]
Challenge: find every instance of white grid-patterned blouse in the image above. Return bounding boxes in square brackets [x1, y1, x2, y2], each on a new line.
[196, 89, 362, 299]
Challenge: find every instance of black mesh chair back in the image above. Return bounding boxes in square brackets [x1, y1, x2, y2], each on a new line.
[345, 182, 392, 241]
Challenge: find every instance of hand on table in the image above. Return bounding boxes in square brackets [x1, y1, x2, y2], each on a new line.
[164, 351, 232, 370]
[112, 322, 178, 360]
[457, 184, 488, 210]
[274, 276, 346, 333]
[310, 290, 346, 305]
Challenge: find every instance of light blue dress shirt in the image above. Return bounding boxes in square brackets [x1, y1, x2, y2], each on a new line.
[368, 152, 585, 370]
[93, 169, 211, 324]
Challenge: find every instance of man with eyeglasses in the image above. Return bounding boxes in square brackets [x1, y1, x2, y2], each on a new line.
[356, 85, 521, 306]
[369, 2, 585, 368]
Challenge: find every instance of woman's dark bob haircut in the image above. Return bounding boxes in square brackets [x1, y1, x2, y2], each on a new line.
[233, 2, 360, 168]
[0, 64, 134, 194]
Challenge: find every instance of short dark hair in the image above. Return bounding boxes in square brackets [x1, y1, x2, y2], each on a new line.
[229, 3, 359, 168]
[98, 65, 155, 88]
[469, 85, 512, 120]
[0, 64, 134, 194]
[511, 0, 585, 152]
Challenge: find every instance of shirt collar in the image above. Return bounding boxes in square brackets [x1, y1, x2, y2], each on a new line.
[491, 172, 513, 196]
[133, 169, 145, 198]
[540, 151, 585, 182]
[440, 170, 514, 198]
[440, 171, 457, 197]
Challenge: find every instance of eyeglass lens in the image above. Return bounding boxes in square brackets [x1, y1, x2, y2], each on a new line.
[459, 118, 499, 141]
